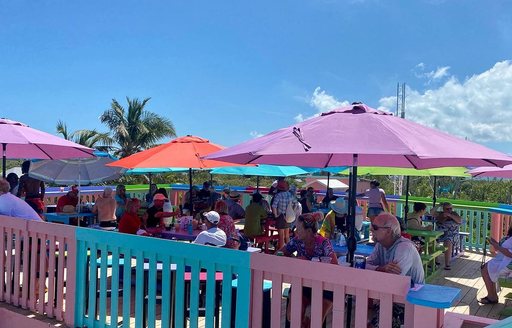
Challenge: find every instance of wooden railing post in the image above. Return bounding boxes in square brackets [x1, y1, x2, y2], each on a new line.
[491, 212, 502, 255]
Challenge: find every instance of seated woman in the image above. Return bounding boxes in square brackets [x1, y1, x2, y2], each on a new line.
[119, 198, 150, 235]
[321, 188, 338, 207]
[319, 198, 347, 239]
[93, 187, 117, 227]
[479, 227, 512, 304]
[278, 212, 337, 327]
[406, 202, 432, 231]
[431, 202, 461, 270]
[214, 200, 239, 249]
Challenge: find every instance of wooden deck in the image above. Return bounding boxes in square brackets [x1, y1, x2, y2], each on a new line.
[430, 250, 512, 322]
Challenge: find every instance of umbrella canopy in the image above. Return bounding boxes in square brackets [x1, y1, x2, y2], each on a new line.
[125, 167, 190, 175]
[0, 118, 94, 177]
[207, 103, 512, 265]
[206, 104, 512, 169]
[468, 165, 512, 178]
[210, 164, 311, 177]
[337, 166, 470, 177]
[28, 151, 125, 185]
[108, 135, 248, 211]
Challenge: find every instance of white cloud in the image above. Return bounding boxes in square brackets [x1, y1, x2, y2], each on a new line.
[379, 60, 512, 143]
[413, 63, 451, 83]
[295, 87, 350, 122]
[249, 131, 264, 138]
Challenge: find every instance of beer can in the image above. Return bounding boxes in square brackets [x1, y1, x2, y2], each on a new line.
[354, 255, 366, 269]
[276, 251, 284, 256]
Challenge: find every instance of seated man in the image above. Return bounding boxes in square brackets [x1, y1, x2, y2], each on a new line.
[143, 193, 177, 232]
[226, 192, 245, 220]
[367, 212, 424, 327]
[56, 186, 79, 212]
[193, 211, 226, 246]
[0, 178, 43, 221]
[93, 187, 117, 227]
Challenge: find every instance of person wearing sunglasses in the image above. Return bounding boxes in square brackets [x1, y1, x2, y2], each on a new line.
[430, 202, 462, 270]
[367, 213, 424, 328]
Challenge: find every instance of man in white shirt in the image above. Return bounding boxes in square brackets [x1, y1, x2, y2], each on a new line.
[193, 211, 227, 246]
[0, 178, 43, 221]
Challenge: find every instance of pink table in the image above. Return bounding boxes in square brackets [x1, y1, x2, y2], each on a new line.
[160, 229, 201, 242]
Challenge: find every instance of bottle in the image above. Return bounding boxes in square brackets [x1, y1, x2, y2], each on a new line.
[187, 221, 193, 235]
[338, 233, 346, 247]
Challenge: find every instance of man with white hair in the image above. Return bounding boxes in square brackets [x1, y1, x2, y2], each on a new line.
[367, 212, 424, 284]
[0, 178, 43, 221]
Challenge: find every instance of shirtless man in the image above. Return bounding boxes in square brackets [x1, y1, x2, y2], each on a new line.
[17, 161, 45, 217]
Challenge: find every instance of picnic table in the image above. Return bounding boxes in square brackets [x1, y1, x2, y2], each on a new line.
[45, 212, 96, 225]
[406, 229, 444, 280]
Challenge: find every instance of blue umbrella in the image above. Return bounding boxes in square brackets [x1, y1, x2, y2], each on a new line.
[210, 164, 311, 177]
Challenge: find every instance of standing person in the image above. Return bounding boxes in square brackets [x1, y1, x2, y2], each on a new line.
[17, 160, 46, 218]
[145, 183, 158, 204]
[365, 180, 390, 221]
[244, 193, 269, 238]
[195, 181, 212, 212]
[193, 211, 227, 246]
[299, 190, 311, 214]
[306, 187, 316, 210]
[367, 212, 425, 328]
[6, 173, 19, 195]
[115, 184, 129, 221]
[214, 200, 239, 249]
[272, 180, 296, 249]
[93, 187, 117, 227]
[278, 213, 337, 327]
[479, 227, 512, 304]
[431, 202, 461, 270]
[0, 178, 43, 221]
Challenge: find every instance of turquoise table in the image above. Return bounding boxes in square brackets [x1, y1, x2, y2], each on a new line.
[45, 212, 96, 225]
[332, 243, 375, 257]
[406, 284, 460, 308]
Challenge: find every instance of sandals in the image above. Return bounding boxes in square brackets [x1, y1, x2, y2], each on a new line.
[478, 297, 498, 304]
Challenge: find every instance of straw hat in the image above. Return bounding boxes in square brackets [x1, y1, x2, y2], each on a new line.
[229, 191, 240, 199]
[277, 180, 289, 191]
[330, 198, 347, 215]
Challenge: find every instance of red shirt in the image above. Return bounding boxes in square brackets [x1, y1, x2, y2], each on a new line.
[56, 194, 78, 212]
[118, 212, 142, 234]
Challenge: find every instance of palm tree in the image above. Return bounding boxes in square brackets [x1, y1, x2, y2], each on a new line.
[99, 97, 176, 157]
[56, 120, 112, 150]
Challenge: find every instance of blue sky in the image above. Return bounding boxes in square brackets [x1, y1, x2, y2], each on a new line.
[1, 1, 511, 153]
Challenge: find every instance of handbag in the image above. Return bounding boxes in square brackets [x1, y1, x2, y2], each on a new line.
[285, 201, 296, 223]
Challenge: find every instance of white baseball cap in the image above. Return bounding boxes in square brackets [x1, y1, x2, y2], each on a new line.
[203, 211, 220, 224]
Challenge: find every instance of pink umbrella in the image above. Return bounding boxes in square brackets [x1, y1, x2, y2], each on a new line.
[468, 165, 512, 178]
[207, 103, 512, 265]
[206, 103, 512, 168]
[0, 118, 95, 178]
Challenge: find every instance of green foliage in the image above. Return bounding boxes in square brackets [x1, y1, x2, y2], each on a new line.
[100, 97, 176, 158]
[56, 120, 112, 150]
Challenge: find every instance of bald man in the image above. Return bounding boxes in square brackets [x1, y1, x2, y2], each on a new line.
[367, 212, 424, 284]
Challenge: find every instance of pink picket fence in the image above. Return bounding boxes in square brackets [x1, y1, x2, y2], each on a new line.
[0, 215, 76, 326]
[250, 252, 445, 328]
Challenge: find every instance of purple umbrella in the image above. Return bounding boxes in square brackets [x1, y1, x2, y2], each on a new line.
[207, 103, 512, 265]
[468, 165, 512, 178]
[0, 118, 95, 178]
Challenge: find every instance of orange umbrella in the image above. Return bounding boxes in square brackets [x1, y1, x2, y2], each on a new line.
[107, 135, 246, 212]
[107, 135, 239, 170]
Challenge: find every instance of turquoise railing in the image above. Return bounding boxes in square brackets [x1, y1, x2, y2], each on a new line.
[74, 228, 252, 328]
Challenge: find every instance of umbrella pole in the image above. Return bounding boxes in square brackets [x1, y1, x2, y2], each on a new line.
[432, 176, 438, 208]
[148, 173, 153, 186]
[2, 143, 6, 179]
[404, 176, 410, 223]
[256, 176, 260, 192]
[189, 168, 193, 214]
[346, 154, 358, 328]
[77, 162, 81, 226]
[327, 171, 330, 190]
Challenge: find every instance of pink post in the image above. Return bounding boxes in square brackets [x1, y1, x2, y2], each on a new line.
[490, 212, 502, 255]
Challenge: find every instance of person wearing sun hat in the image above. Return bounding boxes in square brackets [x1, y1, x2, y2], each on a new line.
[193, 210, 227, 246]
[226, 191, 245, 220]
[271, 179, 297, 249]
[319, 198, 348, 239]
